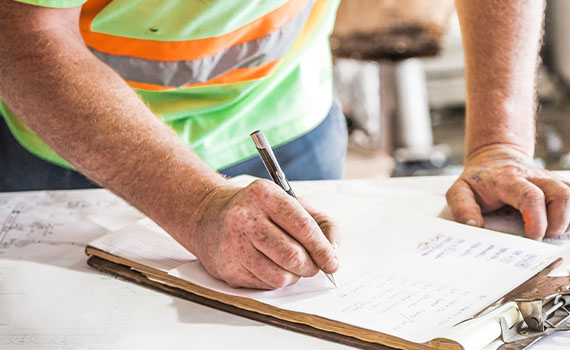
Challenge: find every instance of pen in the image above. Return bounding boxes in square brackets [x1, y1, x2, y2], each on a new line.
[250, 130, 337, 288]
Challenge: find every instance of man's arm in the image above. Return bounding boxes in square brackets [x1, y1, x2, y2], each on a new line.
[0, 1, 339, 288]
[447, 0, 570, 239]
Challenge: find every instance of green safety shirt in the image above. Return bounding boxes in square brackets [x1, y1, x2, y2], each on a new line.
[2, 0, 339, 170]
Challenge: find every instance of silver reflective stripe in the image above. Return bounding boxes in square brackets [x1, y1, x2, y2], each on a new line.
[89, 0, 316, 88]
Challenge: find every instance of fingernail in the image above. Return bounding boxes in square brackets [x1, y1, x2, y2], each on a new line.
[332, 242, 339, 252]
[466, 219, 477, 226]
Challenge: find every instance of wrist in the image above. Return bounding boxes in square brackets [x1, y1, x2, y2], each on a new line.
[129, 162, 229, 252]
[465, 113, 535, 160]
[465, 142, 534, 165]
[464, 94, 537, 160]
[466, 135, 535, 161]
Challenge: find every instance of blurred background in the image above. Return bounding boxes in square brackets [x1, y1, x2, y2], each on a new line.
[333, 0, 570, 178]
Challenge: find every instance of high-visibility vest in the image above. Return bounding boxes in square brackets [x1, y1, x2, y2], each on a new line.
[1, 0, 339, 170]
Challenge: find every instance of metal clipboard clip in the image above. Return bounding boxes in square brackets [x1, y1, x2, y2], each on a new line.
[490, 258, 570, 349]
[498, 295, 570, 349]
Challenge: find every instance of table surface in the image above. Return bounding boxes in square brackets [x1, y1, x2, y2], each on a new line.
[0, 175, 569, 350]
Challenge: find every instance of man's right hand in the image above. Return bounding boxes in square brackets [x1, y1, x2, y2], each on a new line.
[0, 2, 339, 291]
[176, 179, 341, 289]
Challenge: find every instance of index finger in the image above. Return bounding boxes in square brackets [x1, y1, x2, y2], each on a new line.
[264, 188, 339, 274]
[445, 178, 484, 227]
[300, 198, 342, 250]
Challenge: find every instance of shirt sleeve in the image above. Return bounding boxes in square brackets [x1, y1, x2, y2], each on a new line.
[13, 0, 86, 8]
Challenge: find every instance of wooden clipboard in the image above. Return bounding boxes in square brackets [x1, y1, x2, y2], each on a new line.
[87, 255, 394, 350]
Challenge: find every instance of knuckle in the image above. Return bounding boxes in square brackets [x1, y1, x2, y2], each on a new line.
[552, 190, 570, 204]
[249, 179, 274, 196]
[298, 217, 318, 240]
[519, 187, 544, 205]
[313, 245, 333, 265]
[282, 247, 306, 271]
[269, 272, 290, 289]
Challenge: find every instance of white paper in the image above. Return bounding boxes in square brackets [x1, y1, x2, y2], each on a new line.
[89, 223, 197, 272]
[0, 187, 350, 350]
[3, 178, 570, 349]
[167, 190, 569, 343]
[0, 189, 157, 347]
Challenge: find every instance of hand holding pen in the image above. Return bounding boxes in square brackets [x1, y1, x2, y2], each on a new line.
[251, 130, 339, 287]
[178, 131, 341, 290]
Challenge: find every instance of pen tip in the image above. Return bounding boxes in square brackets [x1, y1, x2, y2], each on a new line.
[326, 273, 337, 288]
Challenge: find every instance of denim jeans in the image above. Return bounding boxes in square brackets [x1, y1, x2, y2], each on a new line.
[0, 104, 347, 191]
[220, 103, 348, 181]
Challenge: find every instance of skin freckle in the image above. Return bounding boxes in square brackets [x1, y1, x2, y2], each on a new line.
[253, 228, 271, 244]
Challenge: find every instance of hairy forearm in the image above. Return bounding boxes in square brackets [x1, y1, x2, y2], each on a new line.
[0, 19, 226, 249]
[456, 0, 545, 158]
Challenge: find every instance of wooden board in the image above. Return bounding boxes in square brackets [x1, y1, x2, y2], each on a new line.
[87, 255, 394, 350]
[85, 244, 463, 350]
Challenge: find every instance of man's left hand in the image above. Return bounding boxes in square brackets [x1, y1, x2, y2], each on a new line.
[446, 144, 570, 240]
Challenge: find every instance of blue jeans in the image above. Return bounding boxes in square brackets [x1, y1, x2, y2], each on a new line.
[220, 103, 347, 180]
[0, 104, 347, 191]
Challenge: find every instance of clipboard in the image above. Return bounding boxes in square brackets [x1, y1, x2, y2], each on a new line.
[85, 244, 570, 350]
[87, 255, 393, 350]
[83, 178, 570, 350]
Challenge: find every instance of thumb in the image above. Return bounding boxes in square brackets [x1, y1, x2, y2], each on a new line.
[446, 179, 485, 227]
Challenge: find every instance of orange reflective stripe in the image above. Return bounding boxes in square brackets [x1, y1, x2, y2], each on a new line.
[125, 59, 283, 91]
[290, 0, 330, 52]
[80, 0, 311, 62]
[79, 0, 112, 33]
